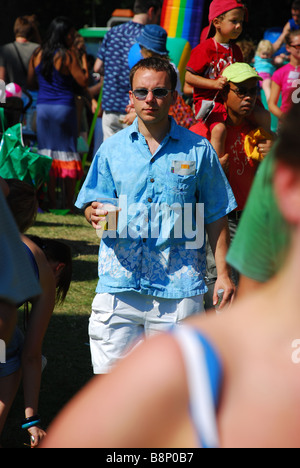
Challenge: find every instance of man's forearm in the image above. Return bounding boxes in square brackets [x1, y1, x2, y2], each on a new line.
[206, 216, 235, 307]
[84, 204, 93, 224]
[206, 216, 231, 277]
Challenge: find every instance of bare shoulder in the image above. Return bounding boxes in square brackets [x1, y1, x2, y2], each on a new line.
[21, 235, 52, 281]
[31, 47, 42, 66]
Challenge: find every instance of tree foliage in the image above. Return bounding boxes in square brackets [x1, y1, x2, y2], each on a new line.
[0, 0, 135, 45]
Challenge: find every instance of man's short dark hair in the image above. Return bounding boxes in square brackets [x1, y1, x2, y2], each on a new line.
[133, 0, 162, 15]
[292, 0, 300, 10]
[14, 15, 37, 40]
[130, 57, 178, 91]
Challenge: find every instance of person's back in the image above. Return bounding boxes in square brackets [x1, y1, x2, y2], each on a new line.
[41, 293, 300, 448]
[0, 15, 40, 87]
[186, 294, 300, 448]
[0, 41, 39, 87]
[98, 21, 145, 115]
[35, 62, 75, 106]
[94, 0, 162, 140]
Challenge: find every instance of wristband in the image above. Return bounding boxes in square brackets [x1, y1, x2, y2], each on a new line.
[21, 415, 41, 430]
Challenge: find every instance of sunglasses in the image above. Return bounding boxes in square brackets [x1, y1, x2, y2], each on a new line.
[229, 86, 258, 99]
[289, 44, 300, 50]
[132, 87, 173, 100]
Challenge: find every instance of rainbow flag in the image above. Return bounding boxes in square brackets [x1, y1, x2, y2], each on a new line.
[161, 0, 205, 48]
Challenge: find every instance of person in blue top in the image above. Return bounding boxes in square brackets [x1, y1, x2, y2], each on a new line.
[27, 17, 89, 211]
[0, 178, 72, 448]
[75, 57, 237, 375]
[93, 0, 162, 141]
[273, 0, 300, 54]
[0, 179, 41, 344]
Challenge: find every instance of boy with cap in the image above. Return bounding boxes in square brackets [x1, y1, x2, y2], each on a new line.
[191, 62, 273, 214]
[185, 0, 246, 158]
[191, 62, 273, 296]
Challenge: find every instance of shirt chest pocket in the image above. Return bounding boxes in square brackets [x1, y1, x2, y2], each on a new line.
[164, 174, 197, 205]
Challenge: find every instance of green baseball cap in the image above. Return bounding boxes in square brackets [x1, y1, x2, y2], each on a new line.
[222, 62, 263, 83]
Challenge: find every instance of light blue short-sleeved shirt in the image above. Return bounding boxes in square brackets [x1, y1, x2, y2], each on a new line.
[76, 118, 237, 299]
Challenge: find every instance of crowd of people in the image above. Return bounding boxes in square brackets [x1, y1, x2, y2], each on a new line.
[1, 0, 300, 449]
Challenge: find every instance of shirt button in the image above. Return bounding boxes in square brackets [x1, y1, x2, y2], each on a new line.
[148, 197, 153, 203]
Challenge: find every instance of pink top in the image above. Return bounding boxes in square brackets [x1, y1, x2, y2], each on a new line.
[272, 63, 300, 113]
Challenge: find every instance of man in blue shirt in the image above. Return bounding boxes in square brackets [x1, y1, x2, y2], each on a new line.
[94, 0, 162, 141]
[76, 58, 237, 374]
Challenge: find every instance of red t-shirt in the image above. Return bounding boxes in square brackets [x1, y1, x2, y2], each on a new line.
[186, 38, 244, 116]
[190, 120, 259, 211]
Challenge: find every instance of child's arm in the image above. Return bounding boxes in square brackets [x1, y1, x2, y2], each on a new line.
[268, 81, 284, 121]
[272, 21, 290, 53]
[185, 70, 227, 91]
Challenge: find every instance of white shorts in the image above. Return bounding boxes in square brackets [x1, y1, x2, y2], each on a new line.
[89, 291, 204, 374]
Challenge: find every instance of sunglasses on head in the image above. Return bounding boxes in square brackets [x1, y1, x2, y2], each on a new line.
[132, 87, 173, 100]
[229, 85, 258, 98]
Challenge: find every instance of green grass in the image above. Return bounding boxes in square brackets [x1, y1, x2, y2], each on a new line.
[1, 211, 99, 448]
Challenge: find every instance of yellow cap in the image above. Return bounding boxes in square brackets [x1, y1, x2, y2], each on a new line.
[222, 62, 263, 83]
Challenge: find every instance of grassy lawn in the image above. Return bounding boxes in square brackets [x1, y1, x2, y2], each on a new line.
[2, 211, 99, 448]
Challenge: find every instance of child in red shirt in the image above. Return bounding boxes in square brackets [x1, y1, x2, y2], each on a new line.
[186, 0, 246, 158]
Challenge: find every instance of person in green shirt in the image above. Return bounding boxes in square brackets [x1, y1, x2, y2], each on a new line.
[227, 145, 291, 297]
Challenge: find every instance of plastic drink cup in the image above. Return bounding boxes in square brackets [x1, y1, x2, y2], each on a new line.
[96, 198, 119, 239]
[215, 289, 224, 315]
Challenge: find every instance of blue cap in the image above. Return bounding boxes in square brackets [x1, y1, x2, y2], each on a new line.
[128, 43, 143, 69]
[136, 24, 169, 56]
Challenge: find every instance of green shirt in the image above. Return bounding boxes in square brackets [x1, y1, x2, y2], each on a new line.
[227, 149, 291, 282]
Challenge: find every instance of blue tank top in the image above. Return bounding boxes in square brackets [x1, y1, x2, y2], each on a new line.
[16, 244, 39, 309]
[173, 326, 223, 448]
[23, 243, 39, 280]
[289, 19, 300, 31]
[35, 63, 75, 107]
